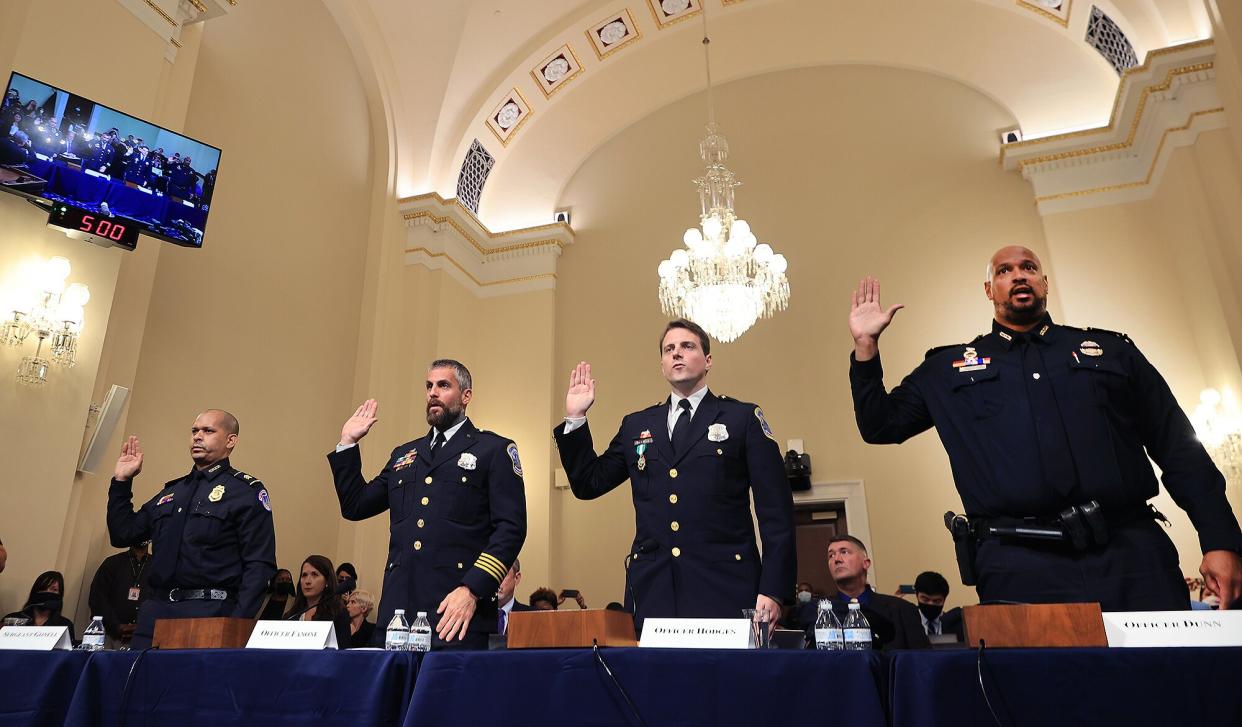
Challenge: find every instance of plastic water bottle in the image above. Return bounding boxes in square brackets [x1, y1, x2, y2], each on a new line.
[409, 611, 432, 653]
[813, 600, 844, 650]
[82, 616, 106, 651]
[385, 609, 409, 651]
[843, 599, 872, 651]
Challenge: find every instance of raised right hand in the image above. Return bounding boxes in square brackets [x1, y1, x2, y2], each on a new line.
[565, 362, 596, 418]
[340, 399, 379, 445]
[114, 435, 144, 481]
[849, 276, 904, 360]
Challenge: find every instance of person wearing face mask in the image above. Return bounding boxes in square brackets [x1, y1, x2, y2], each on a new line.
[329, 359, 527, 650]
[782, 582, 816, 628]
[911, 571, 963, 640]
[106, 409, 277, 650]
[4, 571, 77, 643]
[257, 569, 296, 620]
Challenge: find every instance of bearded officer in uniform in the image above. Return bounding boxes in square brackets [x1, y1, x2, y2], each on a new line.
[329, 359, 526, 649]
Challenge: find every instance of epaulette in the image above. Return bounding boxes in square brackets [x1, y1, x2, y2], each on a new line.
[717, 394, 735, 401]
[230, 469, 264, 487]
[924, 342, 969, 359]
[1072, 326, 1133, 345]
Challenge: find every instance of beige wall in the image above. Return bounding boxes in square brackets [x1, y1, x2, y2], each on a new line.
[552, 65, 1052, 609]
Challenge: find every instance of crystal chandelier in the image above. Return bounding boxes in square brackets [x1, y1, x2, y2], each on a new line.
[2, 256, 89, 386]
[657, 7, 789, 343]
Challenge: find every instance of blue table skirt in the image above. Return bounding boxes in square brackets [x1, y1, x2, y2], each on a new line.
[405, 647, 889, 727]
[63, 649, 421, 727]
[0, 649, 90, 727]
[888, 646, 1242, 727]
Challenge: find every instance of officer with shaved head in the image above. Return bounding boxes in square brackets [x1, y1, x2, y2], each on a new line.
[107, 409, 276, 648]
[847, 246, 1242, 611]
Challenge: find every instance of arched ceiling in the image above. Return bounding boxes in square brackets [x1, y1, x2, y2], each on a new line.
[327, 0, 1212, 230]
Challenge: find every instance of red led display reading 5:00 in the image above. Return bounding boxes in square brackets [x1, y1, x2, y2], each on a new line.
[77, 214, 129, 241]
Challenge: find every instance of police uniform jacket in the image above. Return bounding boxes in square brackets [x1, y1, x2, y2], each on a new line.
[849, 315, 1242, 554]
[327, 418, 527, 638]
[553, 390, 796, 622]
[106, 458, 277, 618]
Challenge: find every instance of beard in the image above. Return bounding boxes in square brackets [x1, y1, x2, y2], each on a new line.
[999, 287, 1047, 325]
[426, 401, 464, 430]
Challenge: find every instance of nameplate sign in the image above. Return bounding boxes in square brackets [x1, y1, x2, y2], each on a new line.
[0, 626, 72, 651]
[639, 619, 750, 649]
[245, 621, 338, 650]
[1102, 610, 1242, 647]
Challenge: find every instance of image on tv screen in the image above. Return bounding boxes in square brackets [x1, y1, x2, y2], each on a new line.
[1, 72, 221, 248]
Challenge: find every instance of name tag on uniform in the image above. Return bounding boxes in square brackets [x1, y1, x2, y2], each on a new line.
[246, 621, 338, 650]
[639, 618, 750, 649]
[1102, 610, 1242, 647]
[128, 587, 141, 601]
[0, 626, 72, 651]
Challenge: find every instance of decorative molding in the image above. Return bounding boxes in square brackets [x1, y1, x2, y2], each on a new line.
[398, 193, 573, 298]
[485, 88, 533, 147]
[531, 44, 585, 99]
[1001, 43, 1225, 215]
[999, 39, 1214, 163]
[1015, 0, 1071, 28]
[792, 480, 877, 586]
[647, 0, 702, 29]
[118, 0, 235, 63]
[586, 8, 642, 60]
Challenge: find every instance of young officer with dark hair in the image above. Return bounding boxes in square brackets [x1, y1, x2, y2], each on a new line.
[329, 359, 527, 650]
[554, 319, 796, 629]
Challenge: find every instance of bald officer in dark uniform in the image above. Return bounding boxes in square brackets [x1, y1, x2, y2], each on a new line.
[847, 246, 1242, 610]
[107, 409, 276, 649]
[554, 319, 796, 629]
[329, 359, 526, 649]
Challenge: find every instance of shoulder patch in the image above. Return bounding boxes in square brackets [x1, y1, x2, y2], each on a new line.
[230, 469, 263, 487]
[754, 407, 777, 442]
[506, 442, 523, 477]
[257, 488, 272, 511]
[925, 343, 968, 359]
[1080, 326, 1133, 345]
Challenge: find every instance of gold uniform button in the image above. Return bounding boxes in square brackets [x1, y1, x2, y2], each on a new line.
[397, 479, 403, 485]
[457, 562, 463, 569]
[671, 547, 681, 558]
[421, 497, 429, 505]
[734, 553, 742, 561]
[717, 449, 723, 455]
[669, 494, 678, 504]
[670, 521, 680, 532]
[669, 468, 678, 478]
[413, 541, 422, 550]
[424, 476, 433, 484]
[417, 519, 425, 528]
[462, 476, 467, 483]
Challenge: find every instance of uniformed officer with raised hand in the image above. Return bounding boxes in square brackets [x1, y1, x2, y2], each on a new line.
[107, 409, 276, 649]
[329, 359, 526, 649]
[848, 245, 1242, 610]
[554, 319, 795, 628]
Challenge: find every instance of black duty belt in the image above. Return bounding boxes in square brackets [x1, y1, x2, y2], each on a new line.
[971, 502, 1167, 550]
[160, 588, 233, 603]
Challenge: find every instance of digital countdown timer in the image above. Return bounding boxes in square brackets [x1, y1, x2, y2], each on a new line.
[47, 204, 140, 250]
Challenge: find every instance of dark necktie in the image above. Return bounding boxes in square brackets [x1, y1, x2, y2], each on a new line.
[431, 432, 447, 461]
[149, 472, 205, 587]
[498, 608, 507, 635]
[671, 399, 693, 456]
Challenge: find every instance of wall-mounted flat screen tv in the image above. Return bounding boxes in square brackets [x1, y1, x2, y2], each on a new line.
[1, 71, 221, 248]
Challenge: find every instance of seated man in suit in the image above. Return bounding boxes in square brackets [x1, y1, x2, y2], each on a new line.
[912, 570, 963, 640]
[496, 558, 531, 636]
[818, 535, 930, 651]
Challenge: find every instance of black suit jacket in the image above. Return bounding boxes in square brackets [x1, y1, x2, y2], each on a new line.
[510, 600, 533, 612]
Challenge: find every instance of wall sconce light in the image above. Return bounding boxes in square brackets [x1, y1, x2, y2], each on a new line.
[1, 256, 89, 386]
[1192, 388, 1242, 485]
